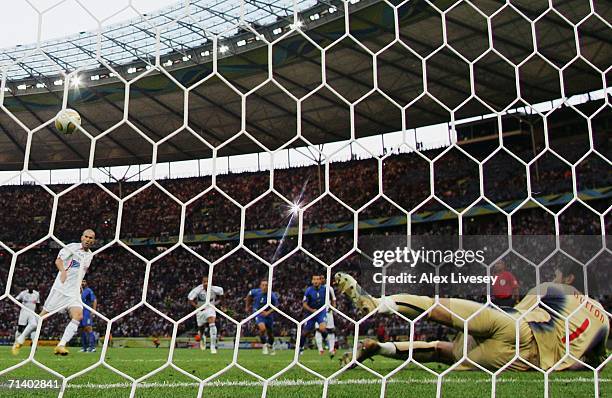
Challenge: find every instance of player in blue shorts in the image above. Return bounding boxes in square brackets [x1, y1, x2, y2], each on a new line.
[245, 279, 279, 355]
[80, 280, 97, 352]
[300, 274, 328, 354]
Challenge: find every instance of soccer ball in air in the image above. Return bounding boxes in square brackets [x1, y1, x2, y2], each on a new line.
[54, 108, 81, 134]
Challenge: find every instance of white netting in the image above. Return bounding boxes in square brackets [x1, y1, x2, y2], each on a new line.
[0, 0, 610, 397]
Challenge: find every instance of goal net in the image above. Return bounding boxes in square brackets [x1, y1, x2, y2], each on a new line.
[0, 0, 610, 397]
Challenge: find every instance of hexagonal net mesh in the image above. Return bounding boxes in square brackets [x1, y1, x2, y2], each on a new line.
[0, 0, 610, 397]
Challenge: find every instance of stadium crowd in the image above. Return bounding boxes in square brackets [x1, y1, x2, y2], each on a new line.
[0, 143, 609, 247]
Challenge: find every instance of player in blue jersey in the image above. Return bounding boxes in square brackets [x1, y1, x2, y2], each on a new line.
[245, 279, 279, 355]
[80, 280, 97, 352]
[300, 275, 329, 354]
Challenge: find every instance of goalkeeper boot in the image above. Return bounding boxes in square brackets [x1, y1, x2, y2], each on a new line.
[340, 339, 378, 369]
[11, 342, 22, 356]
[54, 345, 69, 356]
[334, 272, 378, 315]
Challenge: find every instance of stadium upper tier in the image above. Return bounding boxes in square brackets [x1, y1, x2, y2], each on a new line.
[0, 0, 609, 169]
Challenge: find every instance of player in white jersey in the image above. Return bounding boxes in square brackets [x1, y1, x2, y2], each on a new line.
[12, 229, 96, 356]
[315, 275, 337, 357]
[15, 283, 40, 341]
[188, 276, 224, 354]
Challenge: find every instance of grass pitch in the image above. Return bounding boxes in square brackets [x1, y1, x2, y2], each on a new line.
[0, 346, 609, 397]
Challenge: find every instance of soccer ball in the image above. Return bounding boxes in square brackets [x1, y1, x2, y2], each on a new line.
[54, 108, 81, 134]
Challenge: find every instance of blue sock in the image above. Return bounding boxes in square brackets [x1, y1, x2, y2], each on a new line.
[89, 332, 96, 349]
[300, 333, 308, 349]
[81, 331, 88, 350]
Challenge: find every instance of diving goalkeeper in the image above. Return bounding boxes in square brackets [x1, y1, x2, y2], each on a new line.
[336, 263, 609, 371]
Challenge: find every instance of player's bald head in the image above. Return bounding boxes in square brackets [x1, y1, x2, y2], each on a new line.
[81, 229, 96, 249]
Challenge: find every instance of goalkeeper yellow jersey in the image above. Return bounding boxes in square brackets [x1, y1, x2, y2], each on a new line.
[514, 282, 609, 370]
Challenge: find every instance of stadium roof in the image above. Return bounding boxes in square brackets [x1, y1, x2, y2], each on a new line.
[0, 0, 609, 170]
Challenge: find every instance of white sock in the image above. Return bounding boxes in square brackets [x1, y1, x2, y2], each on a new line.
[59, 320, 79, 347]
[16, 322, 36, 345]
[315, 331, 324, 351]
[327, 333, 336, 352]
[378, 297, 399, 314]
[378, 342, 396, 356]
[209, 324, 217, 347]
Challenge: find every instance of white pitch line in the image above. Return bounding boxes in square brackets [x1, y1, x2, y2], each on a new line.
[104, 358, 335, 363]
[61, 377, 611, 389]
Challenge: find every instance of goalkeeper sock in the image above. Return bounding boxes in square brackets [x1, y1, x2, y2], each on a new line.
[378, 342, 396, 357]
[59, 320, 79, 347]
[315, 331, 324, 351]
[209, 324, 217, 347]
[81, 331, 88, 350]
